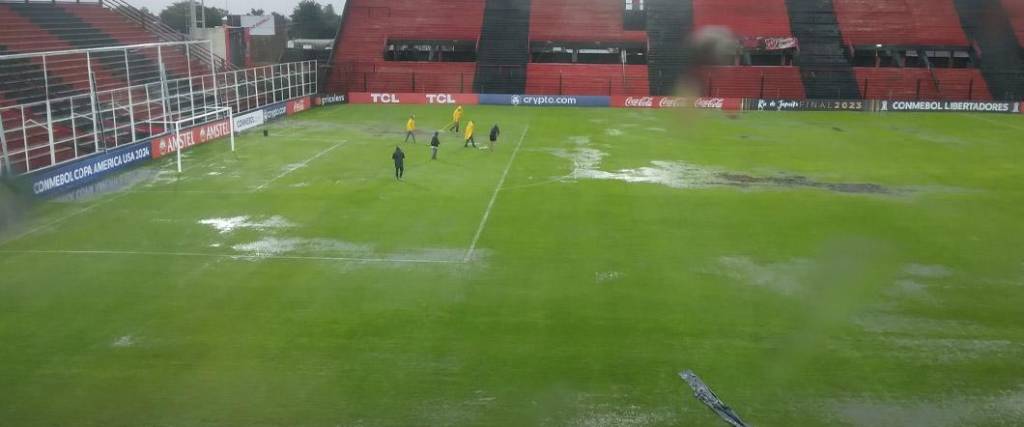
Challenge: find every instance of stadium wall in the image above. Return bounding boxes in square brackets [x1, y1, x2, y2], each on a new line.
[345, 91, 1021, 114]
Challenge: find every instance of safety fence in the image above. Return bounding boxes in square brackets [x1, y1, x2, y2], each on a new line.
[0, 41, 317, 177]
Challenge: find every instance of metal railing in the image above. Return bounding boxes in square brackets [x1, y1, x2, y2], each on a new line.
[0, 41, 317, 177]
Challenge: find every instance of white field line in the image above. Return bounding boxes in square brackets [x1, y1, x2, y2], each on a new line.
[464, 125, 529, 263]
[959, 113, 1024, 131]
[253, 142, 343, 192]
[0, 249, 461, 265]
[0, 191, 131, 248]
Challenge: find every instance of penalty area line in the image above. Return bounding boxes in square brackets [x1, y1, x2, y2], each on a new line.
[464, 125, 529, 263]
[253, 141, 344, 192]
[0, 249, 461, 265]
[0, 191, 131, 248]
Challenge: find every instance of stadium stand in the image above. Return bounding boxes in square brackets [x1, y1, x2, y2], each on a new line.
[834, 0, 969, 47]
[0, 1, 228, 173]
[700, 66, 805, 99]
[526, 0, 648, 96]
[850, 66, 992, 101]
[954, 0, 1024, 100]
[526, 64, 649, 95]
[1005, 0, 1024, 46]
[326, 0, 485, 94]
[694, 0, 792, 38]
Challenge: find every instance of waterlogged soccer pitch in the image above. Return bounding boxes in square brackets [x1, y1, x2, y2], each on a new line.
[1, 105, 1023, 426]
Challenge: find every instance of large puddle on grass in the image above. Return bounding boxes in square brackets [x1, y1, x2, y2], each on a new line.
[551, 138, 890, 194]
[828, 387, 1024, 427]
[229, 235, 475, 263]
[198, 215, 294, 234]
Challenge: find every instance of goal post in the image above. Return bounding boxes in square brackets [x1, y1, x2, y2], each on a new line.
[155, 106, 236, 173]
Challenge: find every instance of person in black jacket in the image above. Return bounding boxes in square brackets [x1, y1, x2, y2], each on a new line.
[392, 146, 405, 180]
[430, 131, 441, 160]
[488, 124, 500, 150]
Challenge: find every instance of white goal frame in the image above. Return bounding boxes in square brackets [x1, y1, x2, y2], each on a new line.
[153, 106, 236, 173]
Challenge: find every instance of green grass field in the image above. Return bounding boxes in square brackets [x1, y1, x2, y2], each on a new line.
[1, 105, 1023, 426]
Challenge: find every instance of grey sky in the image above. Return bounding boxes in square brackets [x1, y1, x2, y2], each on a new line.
[132, 0, 346, 17]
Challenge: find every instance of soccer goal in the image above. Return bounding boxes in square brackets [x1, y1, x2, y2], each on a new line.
[154, 106, 236, 173]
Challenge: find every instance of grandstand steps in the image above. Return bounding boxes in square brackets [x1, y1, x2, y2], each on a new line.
[474, 0, 532, 94]
[953, 0, 1024, 100]
[785, 0, 861, 99]
[8, 4, 174, 85]
[646, 0, 693, 95]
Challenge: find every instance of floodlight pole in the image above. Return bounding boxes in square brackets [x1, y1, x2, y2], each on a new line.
[175, 122, 183, 173]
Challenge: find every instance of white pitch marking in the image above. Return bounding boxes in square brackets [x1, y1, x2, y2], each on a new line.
[464, 125, 529, 262]
[254, 142, 343, 191]
[958, 113, 1024, 131]
[0, 249, 461, 265]
[0, 191, 131, 248]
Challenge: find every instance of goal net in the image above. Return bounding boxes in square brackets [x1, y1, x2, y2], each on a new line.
[152, 106, 236, 173]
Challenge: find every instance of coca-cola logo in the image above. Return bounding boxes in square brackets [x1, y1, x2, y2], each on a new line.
[693, 98, 724, 109]
[660, 97, 687, 108]
[624, 97, 654, 107]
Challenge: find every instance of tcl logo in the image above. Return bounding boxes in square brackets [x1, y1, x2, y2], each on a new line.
[624, 97, 654, 107]
[370, 93, 401, 104]
[426, 94, 457, 104]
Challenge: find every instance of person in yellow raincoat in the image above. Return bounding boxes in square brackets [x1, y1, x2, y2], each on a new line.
[463, 120, 477, 148]
[404, 114, 416, 143]
[448, 106, 464, 133]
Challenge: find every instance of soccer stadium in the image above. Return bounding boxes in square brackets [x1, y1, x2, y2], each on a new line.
[1, 0, 1024, 425]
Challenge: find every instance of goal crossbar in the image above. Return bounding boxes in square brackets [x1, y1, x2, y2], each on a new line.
[153, 106, 236, 173]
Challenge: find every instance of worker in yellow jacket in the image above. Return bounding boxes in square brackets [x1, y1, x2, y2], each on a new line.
[404, 114, 416, 143]
[463, 120, 477, 148]
[448, 106, 464, 133]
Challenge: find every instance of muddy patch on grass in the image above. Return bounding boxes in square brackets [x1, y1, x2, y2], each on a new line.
[718, 173, 888, 194]
[550, 144, 892, 195]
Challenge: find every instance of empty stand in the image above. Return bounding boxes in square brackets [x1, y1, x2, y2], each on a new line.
[530, 0, 647, 42]
[834, 0, 969, 46]
[954, 0, 1024, 100]
[526, 64, 649, 95]
[693, 0, 792, 38]
[326, 0, 485, 94]
[1004, 0, 1024, 46]
[700, 66, 805, 98]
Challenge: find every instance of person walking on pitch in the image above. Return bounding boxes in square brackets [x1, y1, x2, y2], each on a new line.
[448, 106, 464, 132]
[464, 120, 477, 148]
[404, 114, 417, 143]
[430, 131, 441, 160]
[392, 146, 406, 180]
[489, 124, 500, 150]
